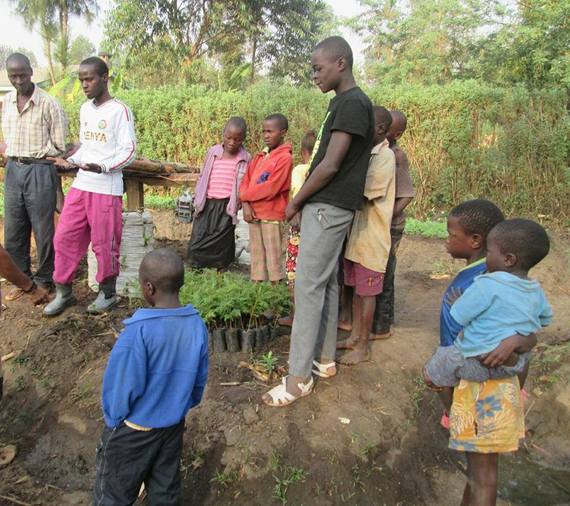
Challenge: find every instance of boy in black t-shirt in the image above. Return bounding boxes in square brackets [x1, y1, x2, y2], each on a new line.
[263, 36, 375, 407]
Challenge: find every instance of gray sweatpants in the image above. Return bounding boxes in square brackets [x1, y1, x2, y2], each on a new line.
[288, 202, 354, 378]
[3, 159, 57, 285]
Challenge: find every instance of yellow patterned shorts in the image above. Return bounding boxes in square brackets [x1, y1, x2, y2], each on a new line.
[449, 376, 525, 454]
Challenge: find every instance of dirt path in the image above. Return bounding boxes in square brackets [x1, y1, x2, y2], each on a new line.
[1, 219, 569, 505]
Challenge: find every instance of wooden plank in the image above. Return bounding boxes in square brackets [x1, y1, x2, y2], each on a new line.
[133, 174, 199, 187]
[127, 159, 200, 174]
[56, 160, 200, 180]
[125, 179, 144, 211]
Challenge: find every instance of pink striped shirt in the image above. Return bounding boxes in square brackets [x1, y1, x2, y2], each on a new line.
[207, 157, 238, 199]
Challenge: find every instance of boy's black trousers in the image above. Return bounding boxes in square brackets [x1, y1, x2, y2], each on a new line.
[373, 228, 404, 333]
[93, 421, 184, 506]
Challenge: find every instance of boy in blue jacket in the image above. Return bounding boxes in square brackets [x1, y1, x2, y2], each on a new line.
[93, 248, 209, 506]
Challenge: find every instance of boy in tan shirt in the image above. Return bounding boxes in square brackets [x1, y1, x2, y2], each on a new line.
[337, 106, 396, 364]
[372, 110, 415, 338]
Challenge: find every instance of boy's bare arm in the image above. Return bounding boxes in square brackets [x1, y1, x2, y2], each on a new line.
[393, 196, 413, 217]
[286, 131, 352, 219]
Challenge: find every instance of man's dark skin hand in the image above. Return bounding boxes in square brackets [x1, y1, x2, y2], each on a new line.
[47, 156, 102, 173]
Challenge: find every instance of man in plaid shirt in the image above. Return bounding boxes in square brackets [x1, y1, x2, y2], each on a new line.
[1, 53, 68, 300]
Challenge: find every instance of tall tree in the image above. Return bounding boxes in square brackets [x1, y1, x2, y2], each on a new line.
[103, 0, 236, 79]
[53, 0, 98, 74]
[473, 0, 570, 89]
[102, 0, 334, 87]
[12, 0, 58, 84]
[235, 0, 335, 83]
[352, 0, 503, 85]
[69, 35, 96, 63]
[12, 0, 98, 82]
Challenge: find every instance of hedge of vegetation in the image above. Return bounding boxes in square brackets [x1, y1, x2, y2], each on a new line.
[60, 80, 570, 221]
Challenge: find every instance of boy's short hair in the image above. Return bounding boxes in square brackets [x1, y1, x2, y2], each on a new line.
[490, 219, 550, 270]
[225, 116, 247, 137]
[80, 56, 109, 76]
[314, 36, 354, 70]
[140, 248, 185, 293]
[390, 110, 407, 131]
[301, 130, 316, 154]
[264, 113, 288, 131]
[374, 106, 393, 130]
[449, 199, 504, 239]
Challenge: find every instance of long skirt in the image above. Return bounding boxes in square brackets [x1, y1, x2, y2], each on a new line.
[187, 198, 235, 269]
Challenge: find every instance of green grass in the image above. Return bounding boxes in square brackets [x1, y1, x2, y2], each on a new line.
[210, 469, 238, 488]
[142, 194, 177, 210]
[405, 218, 447, 239]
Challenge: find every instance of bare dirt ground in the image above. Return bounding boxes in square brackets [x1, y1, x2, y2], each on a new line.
[1, 211, 569, 505]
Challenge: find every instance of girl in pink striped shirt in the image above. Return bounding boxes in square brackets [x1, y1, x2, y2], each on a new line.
[188, 117, 251, 269]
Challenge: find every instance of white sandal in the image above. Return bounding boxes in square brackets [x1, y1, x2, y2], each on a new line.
[263, 376, 314, 407]
[312, 360, 337, 378]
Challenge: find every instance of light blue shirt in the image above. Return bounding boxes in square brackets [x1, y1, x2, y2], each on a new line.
[450, 271, 553, 357]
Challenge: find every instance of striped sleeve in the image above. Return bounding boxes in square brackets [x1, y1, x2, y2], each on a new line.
[100, 101, 137, 173]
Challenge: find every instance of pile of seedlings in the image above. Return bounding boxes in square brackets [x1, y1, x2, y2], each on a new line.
[180, 269, 290, 353]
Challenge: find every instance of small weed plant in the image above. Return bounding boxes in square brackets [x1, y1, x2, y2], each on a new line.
[211, 469, 237, 489]
[273, 465, 307, 504]
[258, 351, 279, 374]
[410, 374, 427, 418]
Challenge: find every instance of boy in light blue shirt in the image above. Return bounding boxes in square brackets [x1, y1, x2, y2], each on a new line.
[424, 218, 553, 388]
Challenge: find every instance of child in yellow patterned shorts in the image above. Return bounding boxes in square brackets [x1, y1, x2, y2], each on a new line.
[278, 130, 316, 327]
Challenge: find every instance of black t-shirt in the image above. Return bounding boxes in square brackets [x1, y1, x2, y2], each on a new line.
[306, 86, 374, 210]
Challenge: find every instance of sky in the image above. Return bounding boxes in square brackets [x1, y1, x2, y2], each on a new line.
[0, 0, 366, 67]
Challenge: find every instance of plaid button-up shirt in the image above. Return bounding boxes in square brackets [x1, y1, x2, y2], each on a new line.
[1, 84, 68, 158]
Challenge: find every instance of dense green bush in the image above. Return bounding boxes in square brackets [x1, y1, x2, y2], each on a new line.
[179, 269, 290, 328]
[60, 80, 569, 221]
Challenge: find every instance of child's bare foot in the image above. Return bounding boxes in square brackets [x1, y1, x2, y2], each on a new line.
[337, 346, 369, 365]
[336, 335, 359, 350]
[337, 320, 352, 332]
[370, 328, 392, 340]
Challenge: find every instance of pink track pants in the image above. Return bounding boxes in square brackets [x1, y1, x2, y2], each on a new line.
[53, 187, 122, 285]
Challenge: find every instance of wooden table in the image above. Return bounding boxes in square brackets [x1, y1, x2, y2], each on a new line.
[57, 159, 201, 211]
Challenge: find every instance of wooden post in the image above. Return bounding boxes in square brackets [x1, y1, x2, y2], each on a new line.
[125, 178, 144, 211]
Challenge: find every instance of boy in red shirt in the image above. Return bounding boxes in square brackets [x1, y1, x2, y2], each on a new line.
[240, 114, 293, 282]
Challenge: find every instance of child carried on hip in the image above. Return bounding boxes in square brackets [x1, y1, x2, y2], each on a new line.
[424, 218, 552, 390]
